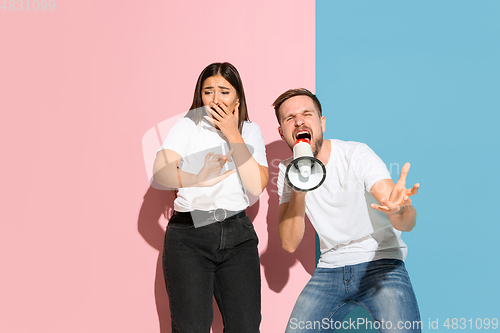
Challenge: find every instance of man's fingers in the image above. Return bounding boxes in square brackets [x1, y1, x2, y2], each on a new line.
[402, 197, 412, 206]
[374, 199, 390, 210]
[376, 198, 401, 211]
[401, 162, 411, 174]
[371, 203, 389, 211]
[397, 162, 411, 185]
[409, 183, 420, 196]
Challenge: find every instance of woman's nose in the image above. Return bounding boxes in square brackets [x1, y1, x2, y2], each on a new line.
[213, 92, 219, 104]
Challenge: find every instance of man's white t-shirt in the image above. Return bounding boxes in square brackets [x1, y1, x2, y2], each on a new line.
[277, 139, 408, 268]
[159, 117, 268, 212]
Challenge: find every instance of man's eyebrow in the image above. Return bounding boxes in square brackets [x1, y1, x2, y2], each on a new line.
[283, 109, 313, 118]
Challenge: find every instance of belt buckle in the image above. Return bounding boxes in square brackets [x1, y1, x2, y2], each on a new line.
[213, 208, 227, 222]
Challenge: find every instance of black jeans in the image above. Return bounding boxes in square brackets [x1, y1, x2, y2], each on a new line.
[162, 212, 261, 333]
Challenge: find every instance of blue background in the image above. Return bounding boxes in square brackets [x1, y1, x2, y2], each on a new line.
[316, 0, 500, 331]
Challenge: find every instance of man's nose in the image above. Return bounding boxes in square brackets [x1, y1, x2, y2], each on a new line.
[294, 115, 305, 126]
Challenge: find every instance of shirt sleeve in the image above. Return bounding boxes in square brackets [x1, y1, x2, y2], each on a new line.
[351, 143, 391, 191]
[241, 122, 268, 168]
[158, 118, 192, 157]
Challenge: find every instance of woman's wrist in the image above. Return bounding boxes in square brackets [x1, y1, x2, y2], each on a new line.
[225, 130, 244, 144]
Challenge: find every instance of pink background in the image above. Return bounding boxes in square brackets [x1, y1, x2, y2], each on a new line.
[0, 1, 315, 332]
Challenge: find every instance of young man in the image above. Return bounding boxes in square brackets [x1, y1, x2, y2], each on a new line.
[274, 88, 421, 333]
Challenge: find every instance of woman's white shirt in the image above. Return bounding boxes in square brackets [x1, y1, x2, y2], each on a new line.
[159, 118, 267, 212]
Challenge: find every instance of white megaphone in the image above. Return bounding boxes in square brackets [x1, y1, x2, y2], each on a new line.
[285, 139, 326, 191]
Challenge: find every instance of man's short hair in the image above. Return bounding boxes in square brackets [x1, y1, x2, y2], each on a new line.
[272, 88, 322, 124]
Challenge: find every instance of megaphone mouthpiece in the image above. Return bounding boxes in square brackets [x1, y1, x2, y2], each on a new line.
[293, 139, 313, 159]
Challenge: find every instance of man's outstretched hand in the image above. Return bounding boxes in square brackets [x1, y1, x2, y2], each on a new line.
[371, 162, 420, 215]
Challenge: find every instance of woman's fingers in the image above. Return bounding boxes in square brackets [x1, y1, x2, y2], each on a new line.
[210, 102, 228, 115]
[205, 151, 235, 167]
[224, 148, 235, 162]
[205, 152, 215, 160]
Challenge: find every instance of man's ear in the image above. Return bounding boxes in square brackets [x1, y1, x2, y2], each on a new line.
[278, 126, 285, 141]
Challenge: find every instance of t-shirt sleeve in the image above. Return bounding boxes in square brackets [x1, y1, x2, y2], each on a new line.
[158, 118, 192, 157]
[277, 160, 293, 204]
[351, 143, 391, 191]
[242, 122, 268, 168]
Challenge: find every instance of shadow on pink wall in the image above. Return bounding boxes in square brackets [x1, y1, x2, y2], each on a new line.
[137, 183, 174, 333]
[260, 140, 316, 293]
[137, 140, 314, 332]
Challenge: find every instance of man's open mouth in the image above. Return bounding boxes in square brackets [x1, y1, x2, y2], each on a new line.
[295, 130, 311, 142]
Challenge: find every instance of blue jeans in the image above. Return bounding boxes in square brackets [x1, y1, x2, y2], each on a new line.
[285, 259, 421, 333]
[163, 213, 261, 333]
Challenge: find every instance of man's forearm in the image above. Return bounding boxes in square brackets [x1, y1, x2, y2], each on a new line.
[278, 191, 307, 253]
[388, 205, 417, 232]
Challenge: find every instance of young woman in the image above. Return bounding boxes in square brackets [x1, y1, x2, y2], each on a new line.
[153, 62, 268, 333]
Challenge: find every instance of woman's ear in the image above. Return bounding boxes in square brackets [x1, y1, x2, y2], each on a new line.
[234, 99, 240, 114]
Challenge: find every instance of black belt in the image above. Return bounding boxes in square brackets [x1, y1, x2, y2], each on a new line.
[173, 209, 246, 224]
